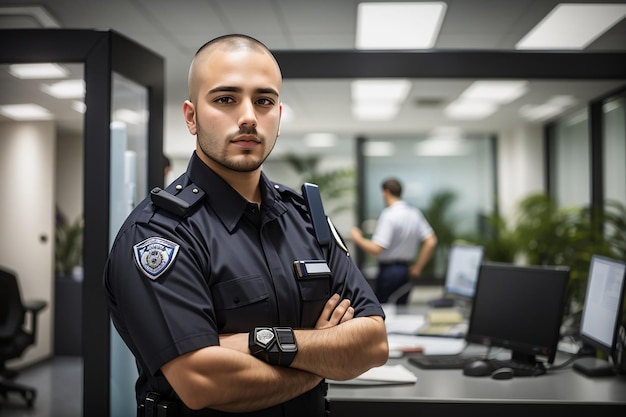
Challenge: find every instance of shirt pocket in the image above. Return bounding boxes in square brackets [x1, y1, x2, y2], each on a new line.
[212, 274, 271, 332]
[299, 276, 331, 328]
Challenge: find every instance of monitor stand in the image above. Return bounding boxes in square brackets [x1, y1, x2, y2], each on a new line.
[573, 357, 616, 377]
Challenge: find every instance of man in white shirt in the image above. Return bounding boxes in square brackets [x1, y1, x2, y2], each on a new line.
[351, 178, 438, 304]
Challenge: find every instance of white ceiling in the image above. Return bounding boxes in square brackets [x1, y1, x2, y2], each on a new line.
[1, 0, 626, 158]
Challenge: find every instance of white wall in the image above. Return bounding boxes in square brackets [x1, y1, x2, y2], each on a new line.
[0, 121, 55, 367]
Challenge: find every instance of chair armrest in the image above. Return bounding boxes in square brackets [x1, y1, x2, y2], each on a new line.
[24, 300, 48, 314]
[23, 300, 48, 342]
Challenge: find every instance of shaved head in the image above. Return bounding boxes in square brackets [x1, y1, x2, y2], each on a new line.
[182, 34, 283, 180]
[187, 34, 281, 103]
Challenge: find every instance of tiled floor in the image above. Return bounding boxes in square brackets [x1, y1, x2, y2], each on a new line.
[0, 356, 82, 417]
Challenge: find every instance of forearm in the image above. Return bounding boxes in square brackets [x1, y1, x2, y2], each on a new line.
[162, 346, 322, 412]
[292, 316, 388, 381]
[352, 232, 384, 257]
[411, 234, 437, 276]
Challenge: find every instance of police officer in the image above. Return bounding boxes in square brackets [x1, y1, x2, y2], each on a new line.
[103, 34, 388, 416]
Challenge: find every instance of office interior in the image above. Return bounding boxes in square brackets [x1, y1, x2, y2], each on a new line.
[1, 1, 626, 416]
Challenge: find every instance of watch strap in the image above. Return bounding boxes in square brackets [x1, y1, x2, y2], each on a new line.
[249, 327, 297, 367]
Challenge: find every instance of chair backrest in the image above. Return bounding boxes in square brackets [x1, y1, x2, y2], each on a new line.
[0, 266, 26, 339]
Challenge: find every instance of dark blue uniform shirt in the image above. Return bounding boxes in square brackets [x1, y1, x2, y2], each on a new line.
[103, 152, 384, 416]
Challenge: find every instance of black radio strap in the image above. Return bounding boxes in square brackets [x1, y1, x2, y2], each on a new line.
[301, 183, 331, 247]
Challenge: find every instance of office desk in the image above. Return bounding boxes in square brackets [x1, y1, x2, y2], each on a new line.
[328, 355, 626, 417]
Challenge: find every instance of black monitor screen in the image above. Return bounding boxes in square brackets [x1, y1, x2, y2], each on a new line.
[579, 255, 626, 357]
[444, 243, 484, 299]
[466, 262, 570, 365]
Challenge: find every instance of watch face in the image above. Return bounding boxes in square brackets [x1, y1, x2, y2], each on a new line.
[256, 328, 275, 348]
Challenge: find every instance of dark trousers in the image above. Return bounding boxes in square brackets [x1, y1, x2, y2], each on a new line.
[375, 262, 409, 304]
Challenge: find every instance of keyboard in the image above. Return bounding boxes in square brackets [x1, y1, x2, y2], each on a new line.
[408, 355, 482, 369]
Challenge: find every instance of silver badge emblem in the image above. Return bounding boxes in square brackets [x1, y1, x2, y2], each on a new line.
[256, 329, 275, 348]
[133, 237, 180, 280]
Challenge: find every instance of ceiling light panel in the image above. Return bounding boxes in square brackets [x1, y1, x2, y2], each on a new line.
[351, 79, 412, 102]
[9, 63, 68, 79]
[460, 81, 528, 104]
[356, 2, 447, 49]
[0, 103, 53, 120]
[516, 3, 626, 50]
[444, 100, 497, 120]
[519, 95, 577, 122]
[352, 103, 401, 121]
[40, 79, 85, 99]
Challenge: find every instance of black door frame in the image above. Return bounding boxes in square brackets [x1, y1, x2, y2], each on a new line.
[0, 29, 164, 417]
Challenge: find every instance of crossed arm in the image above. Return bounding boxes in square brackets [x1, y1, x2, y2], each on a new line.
[161, 294, 389, 412]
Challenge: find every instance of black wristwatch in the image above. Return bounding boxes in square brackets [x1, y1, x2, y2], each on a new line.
[249, 327, 298, 367]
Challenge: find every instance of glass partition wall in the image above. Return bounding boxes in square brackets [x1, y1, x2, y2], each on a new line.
[603, 95, 626, 206]
[109, 72, 150, 417]
[358, 134, 495, 278]
[549, 87, 626, 213]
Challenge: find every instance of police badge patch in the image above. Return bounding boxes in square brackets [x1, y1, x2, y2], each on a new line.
[133, 237, 180, 280]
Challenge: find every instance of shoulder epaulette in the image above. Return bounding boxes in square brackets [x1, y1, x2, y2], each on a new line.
[150, 184, 205, 217]
[272, 182, 302, 200]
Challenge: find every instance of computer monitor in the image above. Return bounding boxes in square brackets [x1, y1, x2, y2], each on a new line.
[574, 255, 626, 376]
[444, 243, 485, 299]
[427, 243, 484, 308]
[466, 262, 570, 368]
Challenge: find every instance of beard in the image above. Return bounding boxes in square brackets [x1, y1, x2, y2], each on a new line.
[196, 124, 278, 173]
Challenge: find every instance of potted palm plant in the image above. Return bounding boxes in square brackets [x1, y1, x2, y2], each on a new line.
[55, 208, 84, 281]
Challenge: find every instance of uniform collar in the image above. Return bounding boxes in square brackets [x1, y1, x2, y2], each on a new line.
[185, 152, 287, 232]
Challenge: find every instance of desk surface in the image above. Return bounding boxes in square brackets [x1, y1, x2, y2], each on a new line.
[329, 343, 626, 417]
[332, 305, 626, 416]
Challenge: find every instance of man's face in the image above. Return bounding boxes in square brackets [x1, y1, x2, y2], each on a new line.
[184, 47, 282, 174]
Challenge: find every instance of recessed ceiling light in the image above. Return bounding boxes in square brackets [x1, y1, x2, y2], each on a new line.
[356, 2, 447, 49]
[460, 81, 528, 104]
[351, 79, 411, 120]
[444, 100, 497, 120]
[352, 103, 401, 121]
[9, 63, 68, 79]
[351, 79, 412, 102]
[0, 103, 53, 120]
[519, 95, 577, 122]
[516, 3, 626, 50]
[41, 79, 85, 99]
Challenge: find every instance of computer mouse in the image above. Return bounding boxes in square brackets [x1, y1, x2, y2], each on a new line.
[462, 360, 492, 377]
[491, 367, 515, 380]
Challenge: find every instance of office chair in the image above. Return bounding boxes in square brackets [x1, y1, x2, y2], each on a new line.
[0, 266, 47, 407]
